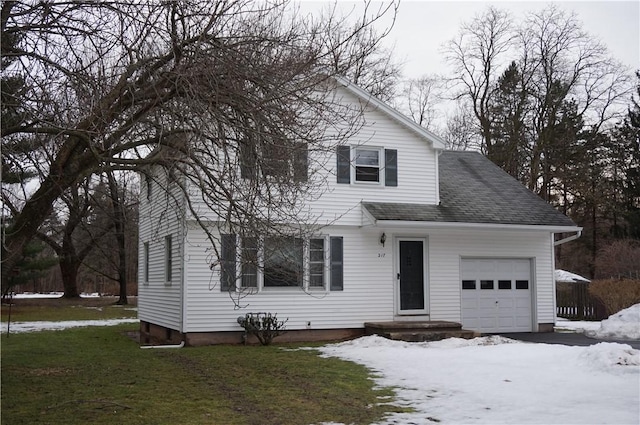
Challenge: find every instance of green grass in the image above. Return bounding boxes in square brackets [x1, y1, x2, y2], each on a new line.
[1, 297, 137, 322]
[1, 325, 408, 424]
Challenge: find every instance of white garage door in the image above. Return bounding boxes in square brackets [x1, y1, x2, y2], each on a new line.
[461, 259, 532, 333]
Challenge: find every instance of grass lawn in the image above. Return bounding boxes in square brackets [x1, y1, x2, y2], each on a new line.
[1, 298, 406, 424]
[1, 297, 138, 322]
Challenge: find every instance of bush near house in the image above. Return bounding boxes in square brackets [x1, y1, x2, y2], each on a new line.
[588, 279, 640, 316]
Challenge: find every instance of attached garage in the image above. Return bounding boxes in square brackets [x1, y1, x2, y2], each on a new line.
[461, 258, 533, 333]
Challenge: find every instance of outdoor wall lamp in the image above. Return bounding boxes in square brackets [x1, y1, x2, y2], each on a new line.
[380, 232, 386, 247]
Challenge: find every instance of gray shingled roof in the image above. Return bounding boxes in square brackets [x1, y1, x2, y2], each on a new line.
[363, 150, 577, 227]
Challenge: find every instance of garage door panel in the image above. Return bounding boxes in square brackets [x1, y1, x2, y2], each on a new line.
[461, 259, 532, 333]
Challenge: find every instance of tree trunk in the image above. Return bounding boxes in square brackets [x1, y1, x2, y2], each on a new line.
[108, 172, 128, 305]
[59, 257, 81, 298]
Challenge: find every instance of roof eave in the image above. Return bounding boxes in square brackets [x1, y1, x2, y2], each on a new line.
[366, 219, 582, 233]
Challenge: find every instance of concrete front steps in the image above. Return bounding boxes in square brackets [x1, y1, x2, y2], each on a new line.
[364, 320, 478, 342]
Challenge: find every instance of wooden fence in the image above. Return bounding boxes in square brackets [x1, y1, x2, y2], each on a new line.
[556, 282, 607, 321]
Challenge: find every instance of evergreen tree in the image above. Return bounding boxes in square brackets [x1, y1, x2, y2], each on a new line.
[488, 61, 529, 183]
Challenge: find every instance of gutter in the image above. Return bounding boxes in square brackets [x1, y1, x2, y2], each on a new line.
[365, 218, 581, 234]
[554, 229, 582, 246]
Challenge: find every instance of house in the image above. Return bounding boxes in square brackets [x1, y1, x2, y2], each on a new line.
[138, 78, 581, 346]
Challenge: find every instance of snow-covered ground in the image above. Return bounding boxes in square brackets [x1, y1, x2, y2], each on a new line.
[9, 292, 101, 299]
[316, 305, 640, 425]
[318, 335, 639, 425]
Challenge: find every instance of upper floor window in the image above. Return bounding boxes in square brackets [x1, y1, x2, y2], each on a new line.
[336, 146, 397, 187]
[354, 148, 381, 182]
[240, 140, 308, 182]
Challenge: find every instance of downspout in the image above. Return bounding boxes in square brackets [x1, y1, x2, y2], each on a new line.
[550, 229, 581, 332]
[554, 230, 582, 246]
[140, 341, 185, 349]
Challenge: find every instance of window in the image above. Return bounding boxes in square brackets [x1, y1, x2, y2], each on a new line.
[309, 238, 325, 288]
[219, 235, 343, 292]
[480, 280, 494, 290]
[220, 234, 236, 291]
[354, 148, 380, 182]
[516, 280, 529, 290]
[241, 237, 258, 288]
[240, 139, 308, 182]
[336, 146, 397, 186]
[264, 237, 304, 287]
[143, 242, 149, 283]
[498, 280, 512, 290]
[164, 235, 172, 283]
[462, 280, 476, 290]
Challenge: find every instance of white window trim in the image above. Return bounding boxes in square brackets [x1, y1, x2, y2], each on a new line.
[352, 146, 384, 185]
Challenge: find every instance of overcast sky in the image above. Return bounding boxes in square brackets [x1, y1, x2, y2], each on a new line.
[302, 1, 640, 79]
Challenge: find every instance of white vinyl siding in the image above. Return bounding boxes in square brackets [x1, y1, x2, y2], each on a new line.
[182, 224, 395, 333]
[137, 166, 185, 331]
[181, 86, 440, 225]
[179, 224, 555, 333]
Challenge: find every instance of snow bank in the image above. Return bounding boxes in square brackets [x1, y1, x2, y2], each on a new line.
[587, 303, 640, 340]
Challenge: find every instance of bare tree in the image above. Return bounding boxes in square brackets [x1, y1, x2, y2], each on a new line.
[518, 5, 632, 196]
[402, 75, 444, 132]
[35, 179, 114, 298]
[444, 100, 481, 151]
[0, 1, 397, 283]
[444, 6, 515, 156]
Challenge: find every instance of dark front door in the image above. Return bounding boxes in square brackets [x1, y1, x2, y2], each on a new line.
[399, 240, 425, 311]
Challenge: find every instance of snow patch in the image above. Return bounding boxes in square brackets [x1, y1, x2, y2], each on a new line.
[587, 304, 640, 340]
[2, 318, 138, 334]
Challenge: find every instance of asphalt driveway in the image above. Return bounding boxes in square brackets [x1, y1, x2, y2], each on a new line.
[498, 332, 640, 350]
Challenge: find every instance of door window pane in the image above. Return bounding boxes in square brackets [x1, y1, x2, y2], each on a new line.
[516, 280, 529, 289]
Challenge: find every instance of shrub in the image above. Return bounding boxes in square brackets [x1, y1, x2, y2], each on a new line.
[237, 312, 288, 345]
[588, 279, 640, 316]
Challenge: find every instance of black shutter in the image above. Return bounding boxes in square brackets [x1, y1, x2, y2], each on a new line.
[220, 234, 236, 291]
[336, 146, 351, 184]
[385, 149, 398, 187]
[293, 143, 308, 182]
[240, 140, 256, 179]
[330, 236, 343, 291]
